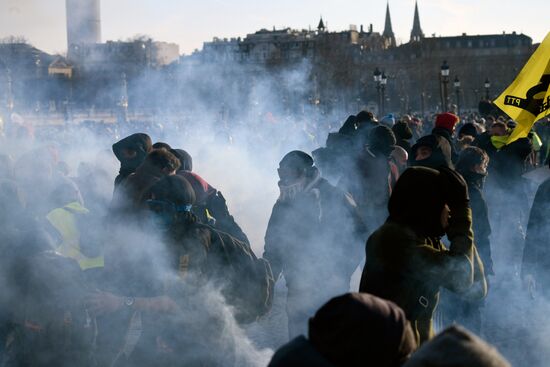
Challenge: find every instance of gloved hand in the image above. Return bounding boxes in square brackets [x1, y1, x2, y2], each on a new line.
[438, 167, 473, 256]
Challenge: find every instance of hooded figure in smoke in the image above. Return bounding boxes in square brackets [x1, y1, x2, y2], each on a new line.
[112, 133, 153, 190]
[338, 125, 396, 229]
[522, 158, 550, 300]
[269, 292, 417, 367]
[110, 148, 181, 216]
[170, 148, 251, 245]
[92, 175, 273, 367]
[359, 167, 487, 344]
[263, 150, 367, 338]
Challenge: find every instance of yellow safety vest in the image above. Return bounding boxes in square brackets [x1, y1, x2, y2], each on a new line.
[46, 201, 104, 270]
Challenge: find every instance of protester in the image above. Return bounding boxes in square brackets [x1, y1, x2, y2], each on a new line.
[522, 160, 550, 299]
[359, 167, 487, 344]
[269, 293, 417, 367]
[112, 133, 153, 189]
[263, 150, 367, 338]
[403, 325, 510, 367]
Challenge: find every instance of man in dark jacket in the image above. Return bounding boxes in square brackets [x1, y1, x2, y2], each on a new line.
[269, 293, 417, 367]
[263, 151, 367, 338]
[339, 125, 396, 229]
[522, 162, 550, 299]
[112, 133, 152, 190]
[432, 113, 460, 164]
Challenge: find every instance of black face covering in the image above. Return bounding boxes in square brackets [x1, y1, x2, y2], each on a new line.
[388, 167, 447, 237]
[409, 135, 453, 170]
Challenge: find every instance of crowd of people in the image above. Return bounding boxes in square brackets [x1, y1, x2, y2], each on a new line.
[0, 107, 549, 366]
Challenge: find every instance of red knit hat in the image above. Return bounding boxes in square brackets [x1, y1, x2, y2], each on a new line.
[435, 112, 460, 132]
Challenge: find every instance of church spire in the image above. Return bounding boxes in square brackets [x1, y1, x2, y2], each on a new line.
[410, 1, 424, 42]
[382, 2, 396, 47]
[317, 16, 326, 32]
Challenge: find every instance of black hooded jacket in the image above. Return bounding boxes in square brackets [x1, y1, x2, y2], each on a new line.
[112, 133, 152, 189]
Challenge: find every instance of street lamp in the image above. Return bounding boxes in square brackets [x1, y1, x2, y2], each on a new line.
[484, 78, 491, 100]
[454, 76, 461, 115]
[373, 68, 382, 115]
[440, 60, 450, 111]
[380, 72, 387, 115]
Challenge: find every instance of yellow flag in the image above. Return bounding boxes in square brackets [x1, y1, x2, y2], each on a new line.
[493, 32, 550, 144]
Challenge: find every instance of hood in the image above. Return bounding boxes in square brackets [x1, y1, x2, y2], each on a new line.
[410, 134, 453, 169]
[309, 293, 417, 367]
[388, 167, 447, 237]
[392, 121, 413, 140]
[403, 325, 510, 367]
[112, 133, 152, 172]
[170, 149, 193, 172]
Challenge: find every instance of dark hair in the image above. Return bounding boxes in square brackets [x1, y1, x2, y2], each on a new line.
[149, 175, 195, 206]
[456, 146, 489, 172]
[145, 149, 181, 172]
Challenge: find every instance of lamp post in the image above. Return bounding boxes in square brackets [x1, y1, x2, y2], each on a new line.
[380, 72, 387, 115]
[454, 76, 461, 115]
[373, 67, 382, 115]
[484, 78, 491, 100]
[440, 61, 450, 111]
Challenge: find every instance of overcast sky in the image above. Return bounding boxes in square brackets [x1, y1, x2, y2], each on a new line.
[1, 0, 548, 55]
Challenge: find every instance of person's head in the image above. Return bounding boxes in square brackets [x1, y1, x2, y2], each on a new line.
[356, 110, 376, 124]
[170, 149, 193, 172]
[139, 149, 181, 176]
[278, 150, 315, 186]
[152, 142, 172, 150]
[403, 325, 510, 367]
[410, 135, 453, 169]
[392, 120, 413, 140]
[309, 292, 417, 367]
[456, 146, 489, 176]
[391, 146, 409, 171]
[368, 125, 396, 158]
[490, 122, 507, 137]
[389, 167, 448, 236]
[458, 123, 478, 139]
[435, 112, 460, 135]
[112, 133, 153, 171]
[146, 175, 196, 230]
[380, 114, 396, 127]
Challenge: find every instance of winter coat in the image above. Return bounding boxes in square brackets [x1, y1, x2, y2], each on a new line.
[263, 175, 367, 294]
[177, 171, 250, 245]
[269, 336, 335, 367]
[462, 171, 493, 274]
[360, 167, 486, 344]
[403, 325, 510, 367]
[269, 293, 417, 367]
[338, 147, 392, 228]
[164, 220, 274, 323]
[522, 177, 550, 292]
